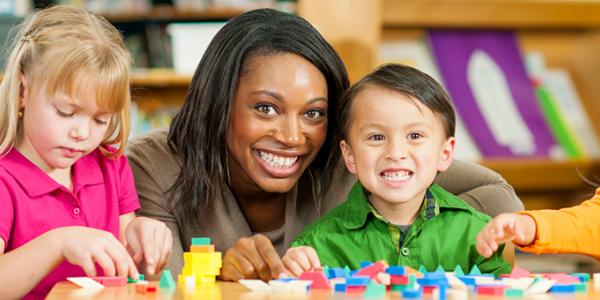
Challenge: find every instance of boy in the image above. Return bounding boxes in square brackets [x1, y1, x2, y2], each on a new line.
[283, 64, 511, 276]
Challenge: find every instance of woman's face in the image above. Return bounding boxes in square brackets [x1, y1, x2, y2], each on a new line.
[227, 53, 328, 194]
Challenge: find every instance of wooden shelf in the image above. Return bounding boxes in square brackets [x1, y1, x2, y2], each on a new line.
[131, 70, 191, 87]
[103, 5, 247, 23]
[382, 0, 600, 29]
[481, 159, 600, 192]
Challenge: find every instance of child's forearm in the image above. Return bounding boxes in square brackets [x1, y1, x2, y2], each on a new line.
[0, 229, 65, 299]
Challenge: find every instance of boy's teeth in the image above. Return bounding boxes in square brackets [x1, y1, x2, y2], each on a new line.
[382, 170, 411, 181]
[258, 151, 298, 168]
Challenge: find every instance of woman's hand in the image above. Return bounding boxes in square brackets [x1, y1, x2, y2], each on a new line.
[282, 246, 321, 277]
[221, 234, 286, 281]
[56, 226, 139, 278]
[476, 213, 536, 257]
[124, 217, 172, 275]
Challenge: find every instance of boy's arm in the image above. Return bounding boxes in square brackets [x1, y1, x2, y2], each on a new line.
[435, 160, 523, 216]
[518, 190, 600, 259]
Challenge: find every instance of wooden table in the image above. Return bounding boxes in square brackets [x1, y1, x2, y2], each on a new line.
[48, 280, 600, 299]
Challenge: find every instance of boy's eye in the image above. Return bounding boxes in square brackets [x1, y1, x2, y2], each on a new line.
[255, 104, 277, 115]
[56, 109, 74, 118]
[408, 132, 424, 140]
[368, 134, 385, 141]
[305, 109, 326, 120]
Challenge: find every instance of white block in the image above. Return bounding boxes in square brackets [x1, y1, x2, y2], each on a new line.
[66, 277, 104, 289]
[239, 279, 272, 292]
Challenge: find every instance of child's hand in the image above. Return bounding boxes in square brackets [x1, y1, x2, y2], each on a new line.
[476, 213, 536, 258]
[124, 217, 172, 275]
[56, 226, 139, 278]
[282, 246, 321, 277]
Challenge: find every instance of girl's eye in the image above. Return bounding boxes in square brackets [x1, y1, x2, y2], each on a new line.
[94, 119, 109, 125]
[56, 109, 74, 118]
[368, 134, 385, 141]
[408, 132, 424, 140]
[305, 109, 326, 120]
[255, 104, 277, 115]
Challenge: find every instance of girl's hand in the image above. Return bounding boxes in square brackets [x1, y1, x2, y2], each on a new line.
[282, 246, 321, 277]
[221, 234, 286, 281]
[56, 226, 139, 278]
[124, 217, 172, 275]
[476, 213, 536, 257]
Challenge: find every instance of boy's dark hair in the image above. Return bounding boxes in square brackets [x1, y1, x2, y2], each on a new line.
[339, 63, 456, 140]
[167, 8, 349, 223]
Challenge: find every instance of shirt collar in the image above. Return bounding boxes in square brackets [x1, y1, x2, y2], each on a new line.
[0, 147, 103, 197]
[339, 182, 471, 229]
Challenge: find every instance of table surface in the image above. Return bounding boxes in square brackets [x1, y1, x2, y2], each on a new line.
[48, 280, 600, 300]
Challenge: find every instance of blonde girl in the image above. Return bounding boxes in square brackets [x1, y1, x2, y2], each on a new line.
[0, 5, 171, 298]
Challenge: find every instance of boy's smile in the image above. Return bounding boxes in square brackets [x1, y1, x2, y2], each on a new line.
[340, 85, 455, 225]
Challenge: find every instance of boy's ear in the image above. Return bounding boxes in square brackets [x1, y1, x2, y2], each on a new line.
[340, 140, 357, 175]
[437, 137, 455, 172]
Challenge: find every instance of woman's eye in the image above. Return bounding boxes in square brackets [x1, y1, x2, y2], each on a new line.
[56, 109, 74, 118]
[255, 104, 277, 115]
[408, 132, 424, 140]
[305, 109, 325, 120]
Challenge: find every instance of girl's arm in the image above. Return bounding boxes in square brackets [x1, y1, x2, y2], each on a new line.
[0, 226, 138, 299]
[435, 159, 524, 216]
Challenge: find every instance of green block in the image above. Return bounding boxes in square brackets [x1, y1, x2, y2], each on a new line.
[453, 265, 465, 276]
[191, 237, 211, 245]
[574, 283, 588, 292]
[504, 288, 525, 297]
[365, 282, 386, 298]
[469, 265, 481, 275]
[159, 269, 176, 289]
[391, 284, 409, 292]
[127, 274, 144, 283]
[572, 273, 590, 282]
[139, 274, 145, 281]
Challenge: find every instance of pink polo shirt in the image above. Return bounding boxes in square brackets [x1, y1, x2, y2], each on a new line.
[0, 147, 140, 299]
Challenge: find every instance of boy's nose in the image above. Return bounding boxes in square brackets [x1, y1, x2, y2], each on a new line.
[386, 141, 407, 161]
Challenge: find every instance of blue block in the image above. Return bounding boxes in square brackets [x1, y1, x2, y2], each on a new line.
[274, 277, 297, 283]
[349, 270, 358, 277]
[329, 268, 347, 279]
[550, 284, 576, 293]
[360, 261, 373, 268]
[334, 283, 347, 293]
[439, 284, 447, 300]
[402, 287, 423, 299]
[417, 277, 447, 286]
[458, 276, 476, 286]
[386, 266, 406, 276]
[347, 276, 370, 286]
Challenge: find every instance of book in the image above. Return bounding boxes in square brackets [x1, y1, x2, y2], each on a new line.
[428, 30, 558, 158]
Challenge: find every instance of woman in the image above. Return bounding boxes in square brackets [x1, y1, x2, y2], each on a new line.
[126, 8, 523, 281]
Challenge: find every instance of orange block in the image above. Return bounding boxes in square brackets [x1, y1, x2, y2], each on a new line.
[190, 245, 215, 253]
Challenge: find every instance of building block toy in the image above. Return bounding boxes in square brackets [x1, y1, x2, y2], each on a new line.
[402, 287, 423, 299]
[346, 285, 366, 293]
[571, 273, 590, 282]
[298, 271, 330, 289]
[386, 266, 405, 276]
[549, 283, 576, 293]
[509, 266, 531, 278]
[190, 245, 215, 252]
[434, 265, 445, 273]
[66, 277, 104, 289]
[159, 269, 176, 289]
[364, 281, 386, 297]
[418, 265, 428, 274]
[356, 261, 387, 279]
[334, 283, 347, 293]
[477, 285, 506, 296]
[469, 265, 481, 275]
[347, 276, 370, 286]
[504, 288, 525, 297]
[191, 237, 211, 245]
[178, 238, 222, 287]
[91, 276, 127, 286]
[453, 265, 464, 276]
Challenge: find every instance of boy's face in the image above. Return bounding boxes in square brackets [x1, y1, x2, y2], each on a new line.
[340, 86, 455, 214]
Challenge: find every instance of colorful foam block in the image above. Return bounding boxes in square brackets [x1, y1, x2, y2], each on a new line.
[91, 276, 127, 286]
[159, 269, 176, 289]
[298, 271, 330, 289]
[191, 237, 211, 245]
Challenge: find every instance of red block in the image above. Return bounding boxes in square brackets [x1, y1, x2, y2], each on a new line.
[356, 262, 387, 279]
[477, 285, 506, 295]
[299, 271, 330, 289]
[347, 286, 366, 293]
[423, 285, 438, 294]
[91, 276, 127, 286]
[390, 275, 409, 285]
[146, 284, 157, 292]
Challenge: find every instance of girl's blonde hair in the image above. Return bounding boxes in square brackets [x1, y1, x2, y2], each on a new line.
[0, 5, 132, 157]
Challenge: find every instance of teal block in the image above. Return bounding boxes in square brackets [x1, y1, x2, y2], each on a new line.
[364, 282, 386, 298]
[435, 265, 445, 273]
[453, 265, 465, 276]
[574, 283, 588, 292]
[504, 288, 525, 297]
[191, 237, 211, 245]
[418, 265, 428, 274]
[469, 265, 481, 275]
[159, 269, 176, 289]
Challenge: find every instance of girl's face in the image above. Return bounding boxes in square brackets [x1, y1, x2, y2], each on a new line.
[226, 53, 328, 194]
[17, 79, 112, 173]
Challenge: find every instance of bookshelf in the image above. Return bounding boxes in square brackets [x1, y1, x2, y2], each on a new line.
[298, 0, 600, 209]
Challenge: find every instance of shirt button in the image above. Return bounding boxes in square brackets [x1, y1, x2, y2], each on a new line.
[73, 207, 80, 215]
[401, 247, 410, 256]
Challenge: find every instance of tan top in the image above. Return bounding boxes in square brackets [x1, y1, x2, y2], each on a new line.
[126, 128, 523, 275]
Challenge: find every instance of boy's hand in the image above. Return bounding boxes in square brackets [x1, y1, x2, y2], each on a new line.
[221, 234, 286, 282]
[476, 213, 536, 258]
[124, 217, 172, 275]
[282, 246, 321, 277]
[56, 226, 139, 278]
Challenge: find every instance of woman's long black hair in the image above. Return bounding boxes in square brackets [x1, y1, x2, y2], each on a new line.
[168, 8, 349, 222]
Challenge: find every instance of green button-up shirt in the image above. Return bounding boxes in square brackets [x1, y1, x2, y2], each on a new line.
[292, 182, 511, 276]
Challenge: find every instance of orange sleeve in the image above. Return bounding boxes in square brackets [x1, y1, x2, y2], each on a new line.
[515, 188, 600, 260]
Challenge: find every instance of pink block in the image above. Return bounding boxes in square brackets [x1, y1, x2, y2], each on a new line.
[347, 286, 366, 293]
[390, 275, 409, 285]
[477, 285, 506, 295]
[299, 271, 330, 289]
[91, 276, 127, 286]
[509, 266, 531, 278]
[356, 262, 386, 279]
[544, 273, 580, 284]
